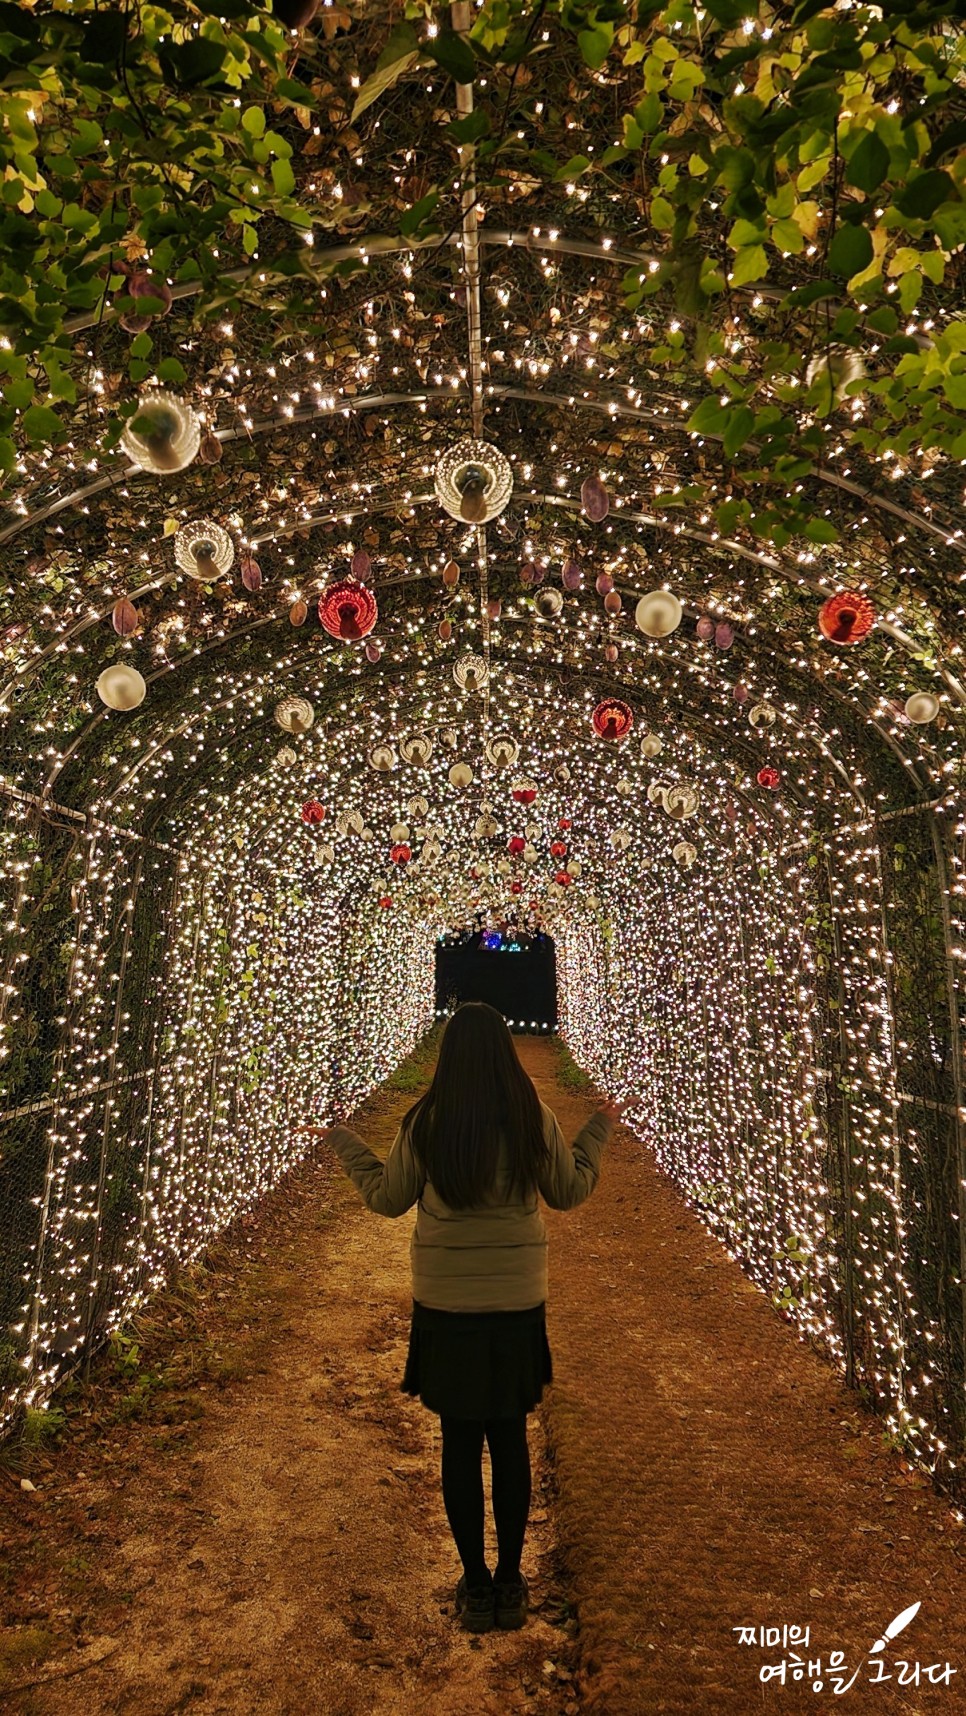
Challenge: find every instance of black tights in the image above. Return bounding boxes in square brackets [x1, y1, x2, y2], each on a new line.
[440, 1413, 531, 1589]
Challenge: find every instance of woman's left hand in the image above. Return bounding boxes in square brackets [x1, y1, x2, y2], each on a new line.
[297, 1124, 331, 1137]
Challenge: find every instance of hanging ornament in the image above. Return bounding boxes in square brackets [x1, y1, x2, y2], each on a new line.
[390, 843, 412, 864]
[640, 732, 663, 759]
[400, 731, 434, 766]
[609, 828, 631, 852]
[408, 795, 430, 820]
[733, 682, 750, 705]
[748, 701, 776, 728]
[673, 841, 698, 870]
[664, 783, 700, 820]
[435, 438, 513, 523]
[441, 727, 459, 749]
[562, 558, 583, 592]
[369, 743, 397, 772]
[120, 390, 201, 474]
[111, 598, 139, 637]
[817, 591, 875, 646]
[596, 571, 614, 596]
[714, 622, 734, 651]
[96, 664, 147, 711]
[301, 799, 326, 825]
[592, 698, 634, 740]
[534, 587, 564, 619]
[240, 553, 262, 593]
[488, 597, 502, 621]
[904, 692, 940, 724]
[318, 579, 378, 641]
[550, 839, 568, 859]
[647, 780, 666, 806]
[289, 600, 308, 627]
[508, 836, 526, 856]
[275, 695, 313, 734]
[449, 762, 474, 788]
[442, 559, 460, 588]
[696, 615, 715, 642]
[351, 548, 371, 580]
[604, 591, 622, 618]
[365, 639, 383, 663]
[604, 642, 620, 664]
[390, 822, 410, 843]
[616, 777, 633, 797]
[475, 814, 500, 839]
[554, 763, 571, 784]
[277, 746, 297, 767]
[554, 871, 573, 887]
[523, 842, 538, 862]
[511, 779, 538, 806]
[581, 473, 610, 522]
[196, 428, 222, 466]
[378, 896, 393, 909]
[438, 619, 453, 643]
[175, 519, 234, 581]
[453, 653, 488, 692]
[757, 767, 781, 789]
[486, 732, 520, 768]
[635, 590, 683, 638]
[568, 858, 583, 878]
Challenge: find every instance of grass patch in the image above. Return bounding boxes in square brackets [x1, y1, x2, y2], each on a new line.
[552, 1038, 594, 1094]
[383, 1022, 442, 1096]
[0, 1625, 58, 1693]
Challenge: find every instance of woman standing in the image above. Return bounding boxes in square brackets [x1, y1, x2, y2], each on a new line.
[322, 1002, 619, 1634]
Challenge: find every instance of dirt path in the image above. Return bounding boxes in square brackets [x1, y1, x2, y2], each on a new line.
[517, 1039, 966, 1715]
[3, 1036, 966, 1716]
[0, 1049, 579, 1716]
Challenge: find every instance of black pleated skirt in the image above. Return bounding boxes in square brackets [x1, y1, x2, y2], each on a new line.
[401, 1299, 553, 1419]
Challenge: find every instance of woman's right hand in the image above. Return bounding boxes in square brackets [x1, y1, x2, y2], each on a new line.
[599, 1099, 624, 1125]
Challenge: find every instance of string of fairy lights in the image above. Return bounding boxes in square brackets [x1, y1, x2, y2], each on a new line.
[1, 79, 965, 1521]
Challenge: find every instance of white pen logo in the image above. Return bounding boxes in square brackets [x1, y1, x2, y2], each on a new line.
[738, 1597, 957, 1693]
[869, 1601, 921, 1656]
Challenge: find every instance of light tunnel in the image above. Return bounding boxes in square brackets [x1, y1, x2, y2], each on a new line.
[2, 3, 966, 1591]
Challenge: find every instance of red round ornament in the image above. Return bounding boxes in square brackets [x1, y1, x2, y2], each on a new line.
[318, 579, 378, 641]
[817, 590, 875, 646]
[592, 697, 634, 740]
[378, 896, 393, 909]
[512, 786, 537, 806]
[756, 767, 781, 789]
[550, 840, 568, 858]
[300, 799, 326, 824]
[390, 842, 412, 864]
[554, 870, 572, 886]
[508, 836, 526, 856]
[558, 817, 571, 830]
[510, 881, 523, 894]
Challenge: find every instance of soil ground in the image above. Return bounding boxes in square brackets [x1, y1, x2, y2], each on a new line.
[1, 1035, 965, 1716]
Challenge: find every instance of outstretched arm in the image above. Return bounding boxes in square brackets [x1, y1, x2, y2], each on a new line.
[324, 1121, 424, 1218]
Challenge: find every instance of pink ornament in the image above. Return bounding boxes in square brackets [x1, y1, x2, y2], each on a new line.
[240, 554, 262, 593]
[351, 549, 371, 579]
[364, 639, 382, 663]
[562, 558, 583, 591]
[488, 597, 502, 620]
[733, 682, 750, 704]
[581, 474, 610, 522]
[604, 642, 619, 663]
[714, 622, 734, 651]
[520, 561, 537, 585]
[604, 590, 622, 617]
[595, 571, 614, 597]
[696, 615, 715, 641]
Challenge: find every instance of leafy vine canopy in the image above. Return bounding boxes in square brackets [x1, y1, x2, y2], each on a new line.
[0, 0, 965, 832]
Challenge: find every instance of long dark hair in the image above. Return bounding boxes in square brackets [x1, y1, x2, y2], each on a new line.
[404, 1002, 551, 1209]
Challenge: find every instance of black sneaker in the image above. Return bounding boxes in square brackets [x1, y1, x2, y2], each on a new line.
[455, 1573, 495, 1633]
[494, 1571, 529, 1630]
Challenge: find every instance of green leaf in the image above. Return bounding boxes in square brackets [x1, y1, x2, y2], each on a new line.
[156, 357, 187, 385]
[22, 403, 65, 443]
[271, 157, 296, 196]
[578, 21, 613, 70]
[399, 189, 440, 237]
[158, 37, 228, 86]
[242, 223, 259, 255]
[687, 395, 728, 436]
[242, 105, 265, 137]
[4, 378, 33, 411]
[772, 217, 804, 254]
[350, 26, 420, 122]
[844, 130, 890, 194]
[651, 195, 674, 231]
[894, 170, 955, 220]
[828, 222, 872, 278]
[722, 404, 754, 457]
[730, 243, 768, 285]
[426, 30, 475, 84]
[447, 109, 490, 145]
[803, 516, 838, 543]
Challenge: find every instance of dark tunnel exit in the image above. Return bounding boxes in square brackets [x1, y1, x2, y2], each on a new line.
[434, 930, 557, 1032]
